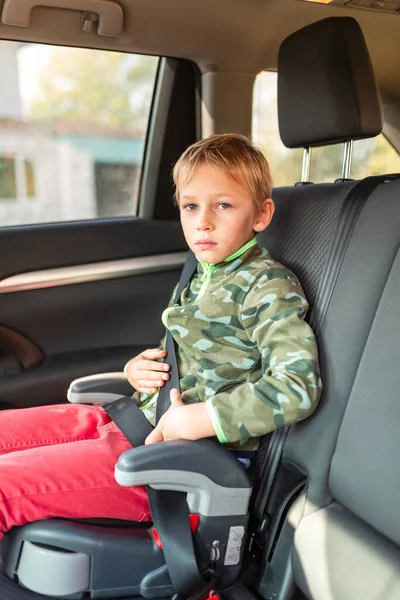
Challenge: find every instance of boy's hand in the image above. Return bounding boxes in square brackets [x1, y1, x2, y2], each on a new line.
[124, 349, 170, 394]
[145, 389, 215, 444]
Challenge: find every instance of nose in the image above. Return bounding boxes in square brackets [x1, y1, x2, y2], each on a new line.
[197, 208, 214, 231]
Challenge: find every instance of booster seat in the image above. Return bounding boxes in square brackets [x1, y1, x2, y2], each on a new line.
[0, 371, 252, 599]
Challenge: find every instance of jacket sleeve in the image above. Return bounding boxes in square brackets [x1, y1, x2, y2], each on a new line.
[205, 272, 322, 444]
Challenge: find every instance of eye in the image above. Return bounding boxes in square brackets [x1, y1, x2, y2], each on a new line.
[217, 202, 231, 210]
[183, 203, 197, 211]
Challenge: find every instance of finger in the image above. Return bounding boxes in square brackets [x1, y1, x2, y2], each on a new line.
[145, 427, 164, 445]
[137, 360, 170, 373]
[141, 348, 167, 360]
[170, 388, 182, 406]
[123, 358, 135, 377]
[136, 370, 170, 382]
[137, 379, 163, 389]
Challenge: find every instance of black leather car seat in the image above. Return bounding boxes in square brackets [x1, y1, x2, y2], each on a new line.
[257, 17, 400, 600]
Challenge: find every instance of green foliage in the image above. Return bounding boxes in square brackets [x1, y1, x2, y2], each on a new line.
[29, 48, 158, 132]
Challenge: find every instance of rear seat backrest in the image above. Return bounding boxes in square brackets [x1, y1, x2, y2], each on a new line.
[262, 181, 355, 307]
[330, 250, 400, 545]
[285, 181, 400, 509]
[293, 218, 400, 599]
[258, 17, 400, 599]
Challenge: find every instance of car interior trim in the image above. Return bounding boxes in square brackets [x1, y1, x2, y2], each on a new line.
[0, 252, 187, 294]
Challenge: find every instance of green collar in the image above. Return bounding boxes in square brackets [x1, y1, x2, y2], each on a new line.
[196, 237, 258, 270]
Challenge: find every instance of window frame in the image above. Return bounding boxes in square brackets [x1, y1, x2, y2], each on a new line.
[138, 56, 201, 220]
[0, 153, 36, 201]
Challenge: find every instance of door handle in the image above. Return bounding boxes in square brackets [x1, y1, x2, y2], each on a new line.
[0, 325, 44, 376]
[1, 0, 123, 36]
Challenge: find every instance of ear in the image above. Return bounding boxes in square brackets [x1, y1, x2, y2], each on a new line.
[253, 198, 275, 232]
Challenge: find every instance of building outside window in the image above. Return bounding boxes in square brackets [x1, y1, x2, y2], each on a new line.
[0, 41, 157, 227]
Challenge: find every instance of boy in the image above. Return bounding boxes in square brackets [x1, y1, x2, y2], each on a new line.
[0, 134, 321, 536]
[125, 133, 321, 454]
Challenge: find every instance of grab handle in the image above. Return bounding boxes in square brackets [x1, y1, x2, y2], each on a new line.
[1, 0, 123, 36]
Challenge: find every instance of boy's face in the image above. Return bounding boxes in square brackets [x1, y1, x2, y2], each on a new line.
[178, 165, 274, 264]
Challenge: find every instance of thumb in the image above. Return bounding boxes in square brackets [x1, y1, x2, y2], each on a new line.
[170, 388, 182, 406]
[145, 426, 164, 445]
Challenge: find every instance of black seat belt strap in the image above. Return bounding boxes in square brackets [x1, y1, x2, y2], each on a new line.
[105, 249, 204, 599]
[151, 249, 207, 598]
[104, 394, 153, 445]
[147, 487, 210, 599]
[157, 249, 198, 421]
[104, 249, 197, 444]
[173, 249, 198, 304]
[309, 174, 400, 333]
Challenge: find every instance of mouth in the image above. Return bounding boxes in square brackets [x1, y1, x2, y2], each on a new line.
[195, 240, 217, 250]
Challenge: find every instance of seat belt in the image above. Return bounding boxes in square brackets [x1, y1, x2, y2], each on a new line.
[105, 249, 198, 441]
[156, 249, 198, 420]
[309, 173, 400, 333]
[251, 173, 400, 529]
[105, 250, 207, 600]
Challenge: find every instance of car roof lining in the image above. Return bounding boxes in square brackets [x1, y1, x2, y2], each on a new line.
[0, 0, 398, 101]
[1, 0, 399, 153]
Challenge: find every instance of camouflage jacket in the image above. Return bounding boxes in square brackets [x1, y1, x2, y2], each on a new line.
[135, 238, 322, 450]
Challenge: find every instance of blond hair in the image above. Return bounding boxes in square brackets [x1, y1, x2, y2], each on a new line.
[173, 133, 273, 213]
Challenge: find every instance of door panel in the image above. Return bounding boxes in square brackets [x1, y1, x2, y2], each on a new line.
[0, 49, 198, 411]
[0, 218, 186, 277]
[0, 218, 187, 409]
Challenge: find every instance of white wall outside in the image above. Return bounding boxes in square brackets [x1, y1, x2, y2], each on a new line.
[0, 127, 96, 227]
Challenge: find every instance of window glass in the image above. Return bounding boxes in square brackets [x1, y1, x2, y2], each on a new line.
[252, 71, 303, 187]
[253, 71, 400, 186]
[0, 41, 158, 226]
[351, 136, 400, 179]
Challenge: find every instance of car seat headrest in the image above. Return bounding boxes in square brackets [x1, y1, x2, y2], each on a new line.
[278, 17, 382, 149]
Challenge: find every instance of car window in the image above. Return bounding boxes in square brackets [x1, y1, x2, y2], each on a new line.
[0, 41, 158, 227]
[253, 70, 400, 185]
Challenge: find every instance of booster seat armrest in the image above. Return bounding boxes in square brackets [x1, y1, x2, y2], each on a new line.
[67, 372, 134, 405]
[114, 439, 252, 517]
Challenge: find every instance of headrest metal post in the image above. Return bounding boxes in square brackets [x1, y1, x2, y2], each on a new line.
[342, 140, 354, 180]
[301, 147, 312, 183]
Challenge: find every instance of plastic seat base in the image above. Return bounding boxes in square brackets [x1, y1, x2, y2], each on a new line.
[0, 519, 170, 599]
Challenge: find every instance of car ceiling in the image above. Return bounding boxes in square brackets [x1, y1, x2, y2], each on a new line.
[0, 0, 398, 105]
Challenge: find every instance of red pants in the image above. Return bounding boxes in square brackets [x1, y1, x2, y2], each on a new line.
[0, 404, 151, 537]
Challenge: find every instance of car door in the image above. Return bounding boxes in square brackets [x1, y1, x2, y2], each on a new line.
[0, 46, 199, 410]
